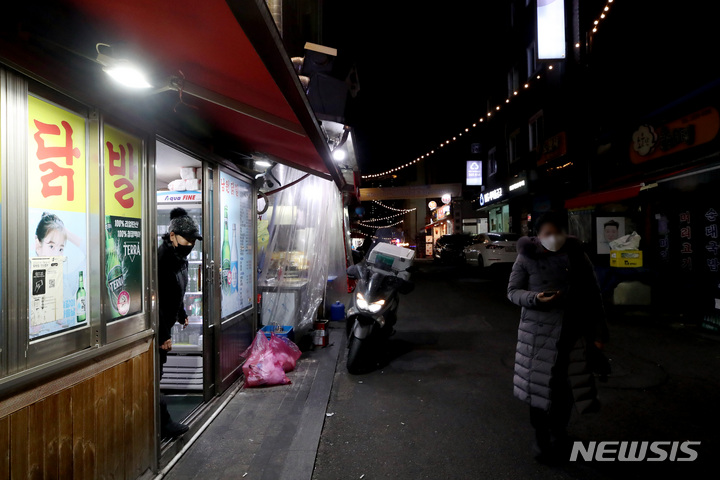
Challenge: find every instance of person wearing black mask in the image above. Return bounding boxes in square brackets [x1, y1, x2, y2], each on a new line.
[157, 207, 202, 438]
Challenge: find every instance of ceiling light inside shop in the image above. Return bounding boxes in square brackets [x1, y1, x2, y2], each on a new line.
[255, 160, 272, 168]
[333, 149, 347, 161]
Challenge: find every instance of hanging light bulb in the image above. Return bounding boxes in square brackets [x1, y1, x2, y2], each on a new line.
[524, 83, 529, 88]
[505, 99, 510, 103]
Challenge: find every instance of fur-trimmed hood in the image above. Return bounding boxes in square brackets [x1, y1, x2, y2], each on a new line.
[516, 235, 583, 258]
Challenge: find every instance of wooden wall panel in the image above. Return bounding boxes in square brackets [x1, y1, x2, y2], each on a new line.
[0, 345, 154, 480]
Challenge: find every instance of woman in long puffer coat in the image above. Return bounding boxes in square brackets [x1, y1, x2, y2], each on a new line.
[507, 212, 609, 462]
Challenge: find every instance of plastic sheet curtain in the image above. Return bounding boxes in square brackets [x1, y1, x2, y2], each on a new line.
[257, 164, 347, 332]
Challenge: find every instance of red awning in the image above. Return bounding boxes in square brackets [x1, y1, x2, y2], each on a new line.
[62, 0, 339, 182]
[565, 184, 643, 210]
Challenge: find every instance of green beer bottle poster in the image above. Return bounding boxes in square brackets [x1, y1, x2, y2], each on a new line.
[103, 125, 143, 321]
[221, 205, 232, 295]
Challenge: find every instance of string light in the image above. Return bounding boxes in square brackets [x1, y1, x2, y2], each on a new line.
[362, 59, 559, 179]
[360, 211, 409, 222]
[356, 219, 405, 228]
[372, 200, 416, 213]
[591, 1, 615, 37]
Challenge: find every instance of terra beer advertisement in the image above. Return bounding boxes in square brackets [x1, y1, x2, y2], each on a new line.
[104, 124, 143, 321]
[220, 171, 253, 317]
[28, 95, 88, 340]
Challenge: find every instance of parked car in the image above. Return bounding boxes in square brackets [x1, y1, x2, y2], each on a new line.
[433, 234, 473, 263]
[463, 232, 520, 267]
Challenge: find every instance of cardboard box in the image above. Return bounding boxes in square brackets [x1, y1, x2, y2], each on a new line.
[610, 250, 643, 268]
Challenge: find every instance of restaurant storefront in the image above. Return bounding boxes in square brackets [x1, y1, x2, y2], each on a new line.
[0, 0, 348, 477]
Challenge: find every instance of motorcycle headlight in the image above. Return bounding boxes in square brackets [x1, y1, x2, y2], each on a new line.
[367, 299, 385, 313]
[356, 293, 369, 310]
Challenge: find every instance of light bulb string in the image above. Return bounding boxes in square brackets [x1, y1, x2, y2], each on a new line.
[361, 1, 617, 180]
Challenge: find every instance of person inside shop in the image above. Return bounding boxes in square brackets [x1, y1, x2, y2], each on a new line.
[157, 207, 203, 438]
[507, 212, 610, 464]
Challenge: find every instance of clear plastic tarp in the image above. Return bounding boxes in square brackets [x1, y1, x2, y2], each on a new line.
[257, 164, 348, 333]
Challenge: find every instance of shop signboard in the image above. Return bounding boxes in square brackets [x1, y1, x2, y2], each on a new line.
[157, 191, 201, 203]
[28, 96, 88, 339]
[538, 132, 567, 166]
[103, 125, 143, 321]
[220, 171, 253, 317]
[630, 107, 720, 164]
[478, 187, 505, 208]
[537, 0, 566, 59]
[466, 161, 482, 186]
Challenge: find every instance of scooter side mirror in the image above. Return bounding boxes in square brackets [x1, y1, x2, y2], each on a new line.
[347, 265, 360, 279]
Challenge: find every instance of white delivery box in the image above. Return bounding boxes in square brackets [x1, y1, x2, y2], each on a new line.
[367, 243, 415, 271]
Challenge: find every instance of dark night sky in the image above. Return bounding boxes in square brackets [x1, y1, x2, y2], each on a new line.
[322, 0, 720, 180]
[322, 2, 506, 176]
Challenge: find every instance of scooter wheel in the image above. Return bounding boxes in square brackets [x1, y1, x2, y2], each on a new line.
[346, 335, 365, 374]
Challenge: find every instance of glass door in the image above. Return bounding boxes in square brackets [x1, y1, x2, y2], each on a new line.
[202, 164, 216, 402]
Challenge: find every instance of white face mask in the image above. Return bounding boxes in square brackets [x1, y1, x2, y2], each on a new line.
[540, 234, 567, 252]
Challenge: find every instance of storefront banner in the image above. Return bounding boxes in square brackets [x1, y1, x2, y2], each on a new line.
[28, 96, 88, 340]
[104, 125, 143, 321]
[220, 171, 253, 317]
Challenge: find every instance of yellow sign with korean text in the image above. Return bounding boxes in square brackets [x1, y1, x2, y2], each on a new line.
[104, 125, 142, 218]
[28, 95, 86, 212]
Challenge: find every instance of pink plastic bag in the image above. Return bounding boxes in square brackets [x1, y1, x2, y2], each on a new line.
[269, 334, 302, 372]
[241, 333, 291, 387]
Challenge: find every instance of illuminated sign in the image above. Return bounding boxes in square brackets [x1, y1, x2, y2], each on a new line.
[479, 187, 504, 207]
[537, 0, 566, 59]
[436, 204, 451, 221]
[466, 161, 483, 186]
[509, 180, 526, 191]
[428, 201, 437, 210]
[441, 194, 452, 205]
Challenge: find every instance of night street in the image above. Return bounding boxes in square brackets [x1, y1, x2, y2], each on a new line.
[314, 261, 720, 479]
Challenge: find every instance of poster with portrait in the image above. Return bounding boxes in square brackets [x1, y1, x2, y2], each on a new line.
[28, 95, 88, 340]
[596, 217, 626, 254]
[104, 125, 143, 322]
[219, 171, 254, 318]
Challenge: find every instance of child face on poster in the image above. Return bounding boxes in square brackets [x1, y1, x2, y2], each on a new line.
[35, 212, 68, 256]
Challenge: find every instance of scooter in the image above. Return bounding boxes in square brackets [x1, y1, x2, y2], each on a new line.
[345, 243, 415, 374]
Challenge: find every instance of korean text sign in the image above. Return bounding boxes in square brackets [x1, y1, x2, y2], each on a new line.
[28, 95, 88, 340]
[104, 125, 143, 321]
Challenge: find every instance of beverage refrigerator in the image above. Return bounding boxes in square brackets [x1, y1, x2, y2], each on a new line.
[157, 190, 204, 391]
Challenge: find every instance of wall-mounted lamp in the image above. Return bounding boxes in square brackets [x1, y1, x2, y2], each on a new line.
[96, 44, 152, 89]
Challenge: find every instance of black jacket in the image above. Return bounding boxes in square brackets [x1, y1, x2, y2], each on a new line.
[158, 236, 189, 343]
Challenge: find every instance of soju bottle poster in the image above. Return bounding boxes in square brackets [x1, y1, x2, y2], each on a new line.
[27, 95, 88, 340]
[219, 171, 253, 318]
[103, 125, 143, 321]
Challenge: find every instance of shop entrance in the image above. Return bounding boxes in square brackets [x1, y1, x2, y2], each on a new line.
[154, 142, 214, 422]
[489, 204, 510, 232]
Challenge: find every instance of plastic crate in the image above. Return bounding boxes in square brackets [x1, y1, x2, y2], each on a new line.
[260, 325, 295, 341]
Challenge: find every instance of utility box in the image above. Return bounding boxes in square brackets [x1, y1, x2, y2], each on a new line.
[610, 250, 643, 268]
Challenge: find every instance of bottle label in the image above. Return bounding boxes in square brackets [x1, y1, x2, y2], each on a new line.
[76, 297, 86, 316]
[231, 264, 238, 291]
[107, 266, 125, 313]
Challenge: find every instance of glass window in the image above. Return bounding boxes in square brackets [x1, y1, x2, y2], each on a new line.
[529, 111, 544, 151]
[526, 42, 537, 78]
[27, 95, 89, 341]
[219, 171, 253, 318]
[488, 147, 498, 176]
[508, 132, 519, 163]
[103, 124, 144, 322]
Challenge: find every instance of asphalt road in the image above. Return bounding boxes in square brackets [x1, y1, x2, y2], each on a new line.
[312, 261, 720, 479]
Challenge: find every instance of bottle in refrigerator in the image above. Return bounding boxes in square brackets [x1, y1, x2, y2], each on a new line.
[105, 218, 125, 318]
[76, 271, 86, 323]
[221, 206, 231, 294]
[231, 224, 238, 294]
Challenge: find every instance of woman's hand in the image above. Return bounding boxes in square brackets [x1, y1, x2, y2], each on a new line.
[161, 339, 173, 351]
[536, 291, 560, 303]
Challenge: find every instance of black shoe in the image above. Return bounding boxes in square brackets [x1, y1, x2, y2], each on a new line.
[162, 421, 189, 438]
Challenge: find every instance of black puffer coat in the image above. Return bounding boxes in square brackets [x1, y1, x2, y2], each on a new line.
[507, 236, 609, 412]
[157, 236, 189, 344]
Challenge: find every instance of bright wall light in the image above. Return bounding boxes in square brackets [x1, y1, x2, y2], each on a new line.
[255, 160, 272, 168]
[333, 149, 347, 161]
[104, 62, 153, 89]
